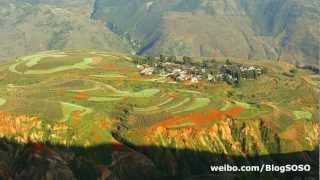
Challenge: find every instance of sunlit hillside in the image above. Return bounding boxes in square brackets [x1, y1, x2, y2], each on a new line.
[0, 50, 318, 179]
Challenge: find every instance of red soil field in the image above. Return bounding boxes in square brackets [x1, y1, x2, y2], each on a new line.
[126, 75, 152, 81]
[153, 107, 243, 128]
[224, 107, 243, 117]
[100, 64, 117, 70]
[63, 72, 84, 79]
[74, 91, 89, 100]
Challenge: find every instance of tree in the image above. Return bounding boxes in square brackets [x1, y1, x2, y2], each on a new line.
[183, 56, 192, 65]
[112, 101, 133, 130]
[225, 59, 232, 65]
[146, 56, 155, 66]
[234, 69, 241, 86]
[201, 59, 209, 68]
[253, 70, 257, 79]
[247, 69, 255, 79]
[132, 57, 143, 64]
[167, 56, 176, 63]
[159, 54, 165, 62]
[289, 68, 297, 74]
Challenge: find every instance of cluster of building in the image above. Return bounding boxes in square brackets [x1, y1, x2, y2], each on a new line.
[135, 56, 264, 85]
[137, 62, 206, 83]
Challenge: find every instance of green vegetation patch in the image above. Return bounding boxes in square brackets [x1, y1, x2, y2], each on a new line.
[25, 58, 93, 74]
[115, 88, 160, 98]
[221, 101, 251, 111]
[9, 52, 67, 74]
[220, 100, 272, 119]
[238, 105, 271, 119]
[293, 110, 313, 121]
[88, 97, 121, 102]
[24, 54, 68, 68]
[56, 80, 97, 91]
[234, 101, 252, 109]
[30, 56, 81, 70]
[220, 101, 232, 111]
[166, 98, 191, 111]
[95, 128, 113, 143]
[90, 72, 126, 78]
[0, 98, 6, 106]
[177, 98, 210, 113]
[60, 102, 93, 122]
[90, 83, 160, 98]
[9, 63, 23, 74]
[134, 97, 174, 112]
[177, 89, 201, 94]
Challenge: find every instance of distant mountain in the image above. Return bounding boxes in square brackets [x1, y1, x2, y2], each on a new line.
[0, 0, 132, 61]
[92, 0, 320, 64]
[0, 0, 319, 65]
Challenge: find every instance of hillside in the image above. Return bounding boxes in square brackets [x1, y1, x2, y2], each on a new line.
[0, 50, 318, 179]
[92, 0, 320, 64]
[0, 0, 132, 61]
[0, 0, 319, 65]
[0, 1, 319, 179]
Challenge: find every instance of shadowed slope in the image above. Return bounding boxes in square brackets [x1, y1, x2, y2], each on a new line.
[0, 137, 318, 180]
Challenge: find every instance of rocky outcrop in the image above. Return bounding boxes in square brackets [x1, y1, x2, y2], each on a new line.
[127, 117, 318, 178]
[0, 141, 76, 180]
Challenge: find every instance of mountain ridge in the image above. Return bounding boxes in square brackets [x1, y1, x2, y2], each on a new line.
[0, 0, 319, 65]
[91, 0, 320, 64]
[0, 0, 132, 61]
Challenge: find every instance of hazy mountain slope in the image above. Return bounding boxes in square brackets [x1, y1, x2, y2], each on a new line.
[149, 0, 278, 60]
[0, 0, 132, 61]
[240, 0, 320, 64]
[148, 11, 278, 60]
[91, 0, 176, 52]
[15, 0, 96, 15]
[0, 0, 318, 64]
[92, 0, 319, 64]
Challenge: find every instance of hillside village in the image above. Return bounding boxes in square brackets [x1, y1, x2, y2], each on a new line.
[133, 55, 265, 86]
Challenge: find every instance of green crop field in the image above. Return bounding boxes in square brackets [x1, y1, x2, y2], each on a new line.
[175, 97, 211, 113]
[60, 102, 93, 122]
[0, 98, 6, 106]
[293, 110, 313, 121]
[0, 50, 318, 180]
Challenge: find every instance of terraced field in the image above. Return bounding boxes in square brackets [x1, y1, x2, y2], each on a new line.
[0, 50, 318, 179]
[0, 50, 232, 146]
[1, 50, 319, 146]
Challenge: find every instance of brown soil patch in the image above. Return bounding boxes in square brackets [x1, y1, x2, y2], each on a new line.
[74, 91, 89, 100]
[280, 122, 304, 140]
[91, 56, 103, 64]
[100, 64, 117, 70]
[153, 107, 243, 128]
[71, 111, 81, 127]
